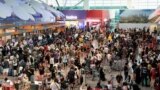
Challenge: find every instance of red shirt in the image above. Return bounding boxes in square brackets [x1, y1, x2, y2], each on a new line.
[150, 68, 156, 80]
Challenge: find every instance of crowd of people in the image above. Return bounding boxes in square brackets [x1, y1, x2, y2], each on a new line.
[0, 26, 159, 90]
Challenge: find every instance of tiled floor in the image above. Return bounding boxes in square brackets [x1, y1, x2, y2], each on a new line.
[0, 67, 153, 90]
[84, 70, 152, 90]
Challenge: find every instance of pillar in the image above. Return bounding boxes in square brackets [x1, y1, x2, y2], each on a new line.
[83, 0, 89, 10]
[127, 0, 133, 9]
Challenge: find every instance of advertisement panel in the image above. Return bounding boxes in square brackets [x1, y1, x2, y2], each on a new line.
[119, 9, 154, 23]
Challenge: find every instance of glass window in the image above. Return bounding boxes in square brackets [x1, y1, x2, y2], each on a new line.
[147, 6, 157, 9]
[42, 0, 160, 9]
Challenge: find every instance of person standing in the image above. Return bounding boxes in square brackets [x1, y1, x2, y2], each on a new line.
[62, 53, 68, 69]
[134, 65, 141, 84]
[50, 55, 54, 68]
[158, 60, 160, 77]
[141, 64, 148, 86]
[107, 52, 112, 72]
[96, 80, 102, 89]
[116, 74, 123, 87]
[124, 63, 129, 80]
[67, 67, 75, 90]
[150, 64, 156, 88]
[50, 79, 60, 90]
[99, 67, 106, 81]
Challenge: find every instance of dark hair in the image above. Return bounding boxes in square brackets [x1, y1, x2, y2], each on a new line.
[116, 86, 122, 90]
[104, 85, 108, 90]
[123, 82, 128, 86]
[108, 81, 111, 84]
[4, 78, 8, 81]
[132, 84, 140, 90]
[87, 86, 91, 90]
[125, 63, 128, 65]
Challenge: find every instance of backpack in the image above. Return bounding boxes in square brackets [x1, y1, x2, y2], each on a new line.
[132, 84, 140, 90]
[61, 81, 68, 89]
[142, 67, 147, 74]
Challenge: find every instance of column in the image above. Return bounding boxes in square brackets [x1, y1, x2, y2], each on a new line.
[127, 0, 133, 9]
[83, 0, 89, 10]
[46, 0, 49, 4]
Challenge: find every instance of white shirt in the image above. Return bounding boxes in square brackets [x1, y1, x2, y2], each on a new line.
[138, 47, 142, 54]
[50, 81, 60, 90]
[107, 84, 112, 90]
[74, 33, 78, 38]
[104, 47, 109, 53]
[62, 55, 67, 63]
[50, 57, 54, 65]
[96, 53, 102, 61]
[50, 44, 55, 50]
[54, 33, 59, 36]
[91, 56, 96, 61]
[38, 36, 42, 40]
[28, 49, 32, 54]
[49, 34, 52, 38]
[70, 57, 75, 61]
[157, 36, 160, 40]
[48, 46, 51, 51]
[23, 40, 27, 45]
[13, 59, 17, 66]
[157, 54, 160, 60]
[16, 54, 19, 59]
[10, 55, 14, 60]
[14, 41, 18, 47]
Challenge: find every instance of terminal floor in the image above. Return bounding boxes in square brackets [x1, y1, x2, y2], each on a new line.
[0, 70, 152, 90]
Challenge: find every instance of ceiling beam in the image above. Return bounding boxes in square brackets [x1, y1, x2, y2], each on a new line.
[64, 0, 68, 7]
[55, 0, 60, 7]
[73, 0, 84, 7]
[83, 0, 89, 10]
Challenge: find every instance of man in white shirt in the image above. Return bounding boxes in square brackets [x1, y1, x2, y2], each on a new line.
[23, 40, 27, 46]
[38, 35, 43, 40]
[96, 53, 102, 61]
[50, 80, 60, 90]
[50, 44, 55, 50]
[74, 33, 79, 39]
[50, 57, 54, 67]
[107, 81, 113, 90]
[104, 47, 109, 54]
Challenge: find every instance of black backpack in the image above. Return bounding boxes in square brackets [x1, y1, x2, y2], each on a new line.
[132, 84, 140, 90]
[141, 67, 148, 74]
[61, 81, 68, 89]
